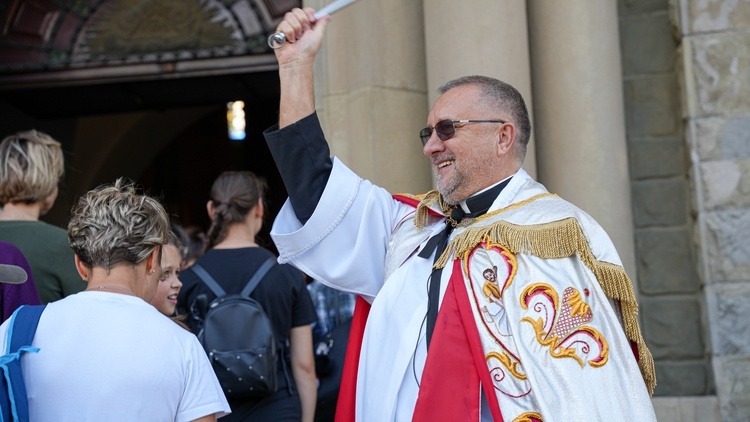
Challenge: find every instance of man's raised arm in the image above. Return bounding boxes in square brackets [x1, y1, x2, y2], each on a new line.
[274, 8, 330, 128]
[264, 8, 333, 224]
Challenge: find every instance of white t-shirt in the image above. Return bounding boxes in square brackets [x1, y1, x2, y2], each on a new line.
[0, 291, 230, 422]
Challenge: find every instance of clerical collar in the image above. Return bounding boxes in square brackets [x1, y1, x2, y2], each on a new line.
[458, 176, 513, 217]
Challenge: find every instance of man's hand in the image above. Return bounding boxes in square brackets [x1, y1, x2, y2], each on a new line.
[274, 7, 331, 68]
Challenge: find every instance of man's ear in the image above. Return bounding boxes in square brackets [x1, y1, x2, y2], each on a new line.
[496, 123, 516, 157]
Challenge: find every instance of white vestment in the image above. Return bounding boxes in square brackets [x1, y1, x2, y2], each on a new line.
[271, 158, 656, 422]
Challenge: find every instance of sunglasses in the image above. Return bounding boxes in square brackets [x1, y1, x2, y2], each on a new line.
[419, 119, 506, 146]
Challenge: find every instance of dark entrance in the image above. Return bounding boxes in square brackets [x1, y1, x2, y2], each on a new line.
[0, 0, 298, 247]
[0, 71, 285, 248]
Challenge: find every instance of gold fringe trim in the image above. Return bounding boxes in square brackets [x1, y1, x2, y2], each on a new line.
[414, 190, 453, 230]
[438, 217, 656, 395]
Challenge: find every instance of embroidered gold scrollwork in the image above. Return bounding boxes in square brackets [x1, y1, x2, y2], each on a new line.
[513, 412, 543, 422]
[567, 288, 591, 318]
[486, 351, 527, 381]
[574, 326, 609, 367]
[520, 283, 609, 368]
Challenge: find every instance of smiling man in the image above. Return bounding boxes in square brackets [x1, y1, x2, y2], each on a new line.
[424, 80, 526, 206]
[263, 7, 657, 422]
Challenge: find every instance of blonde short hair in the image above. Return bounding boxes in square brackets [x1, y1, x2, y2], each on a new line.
[0, 130, 65, 205]
[68, 178, 169, 271]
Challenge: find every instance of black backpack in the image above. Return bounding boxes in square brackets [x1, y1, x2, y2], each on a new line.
[191, 258, 280, 400]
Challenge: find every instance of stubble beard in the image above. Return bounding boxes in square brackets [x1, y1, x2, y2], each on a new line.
[436, 167, 464, 205]
[436, 154, 492, 205]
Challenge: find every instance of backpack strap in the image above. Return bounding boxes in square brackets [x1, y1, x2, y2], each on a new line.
[1, 304, 46, 422]
[6, 305, 45, 354]
[191, 263, 226, 298]
[240, 257, 276, 297]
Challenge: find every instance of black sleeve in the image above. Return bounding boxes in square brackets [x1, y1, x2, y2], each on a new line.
[263, 112, 333, 225]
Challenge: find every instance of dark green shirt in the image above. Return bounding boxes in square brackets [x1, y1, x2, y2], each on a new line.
[0, 220, 84, 303]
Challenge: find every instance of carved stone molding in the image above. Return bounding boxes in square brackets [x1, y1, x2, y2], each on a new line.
[74, 0, 239, 62]
[0, 0, 301, 84]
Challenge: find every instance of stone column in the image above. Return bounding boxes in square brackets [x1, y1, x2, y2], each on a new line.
[527, 1, 637, 278]
[308, 0, 432, 194]
[422, 0, 537, 178]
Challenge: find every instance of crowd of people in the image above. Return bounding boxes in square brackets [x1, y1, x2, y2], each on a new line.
[0, 5, 657, 422]
[0, 128, 350, 421]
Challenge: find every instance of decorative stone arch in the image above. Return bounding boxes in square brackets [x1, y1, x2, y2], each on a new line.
[0, 0, 300, 85]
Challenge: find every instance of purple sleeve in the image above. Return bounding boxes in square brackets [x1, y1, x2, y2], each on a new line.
[0, 241, 42, 322]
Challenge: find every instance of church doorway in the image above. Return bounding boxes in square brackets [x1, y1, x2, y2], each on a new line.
[0, 0, 297, 247]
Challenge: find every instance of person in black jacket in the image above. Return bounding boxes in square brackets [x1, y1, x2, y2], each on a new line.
[177, 171, 317, 422]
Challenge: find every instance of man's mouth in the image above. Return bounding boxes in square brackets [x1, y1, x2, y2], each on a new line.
[436, 159, 455, 169]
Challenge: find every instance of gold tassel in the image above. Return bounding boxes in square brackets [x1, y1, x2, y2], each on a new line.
[439, 217, 656, 395]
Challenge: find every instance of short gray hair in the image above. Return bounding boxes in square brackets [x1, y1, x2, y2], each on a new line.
[68, 178, 169, 271]
[0, 130, 65, 205]
[438, 75, 531, 161]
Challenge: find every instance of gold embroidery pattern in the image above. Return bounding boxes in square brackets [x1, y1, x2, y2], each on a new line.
[486, 351, 527, 381]
[567, 288, 591, 318]
[408, 191, 655, 394]
[520, 284, 609, 368]
[465, 242, 531, 398]
[438, 215, 655, 395]
[466, 237, 518, 300]
[513, 412, 543, 422]
[466, 241, 517, 342]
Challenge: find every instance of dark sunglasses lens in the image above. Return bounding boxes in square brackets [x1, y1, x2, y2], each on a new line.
[435, 120, 456, 141]
[419, 127, 433, 145]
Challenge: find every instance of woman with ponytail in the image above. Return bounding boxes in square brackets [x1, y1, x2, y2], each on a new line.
[177, 171, 318, 422]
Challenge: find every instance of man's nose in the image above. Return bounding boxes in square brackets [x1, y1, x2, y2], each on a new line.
[422, 131, 445, 156]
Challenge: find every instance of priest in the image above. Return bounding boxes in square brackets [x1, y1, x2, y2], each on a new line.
[264, 7, 657, 421]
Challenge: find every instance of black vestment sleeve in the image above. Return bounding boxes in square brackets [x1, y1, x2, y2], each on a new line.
[263, 112, 333, 225]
